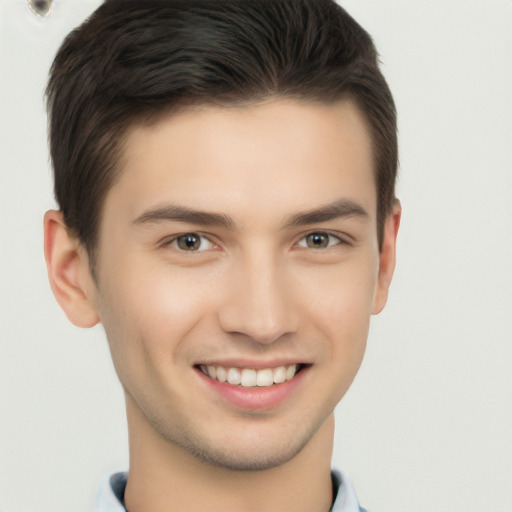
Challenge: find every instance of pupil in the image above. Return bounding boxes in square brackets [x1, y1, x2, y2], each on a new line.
[308, 233, 328, 248]
[178, 234, 200, 250]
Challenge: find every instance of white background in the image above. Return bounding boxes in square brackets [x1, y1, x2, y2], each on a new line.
[1, 1, 511, 511]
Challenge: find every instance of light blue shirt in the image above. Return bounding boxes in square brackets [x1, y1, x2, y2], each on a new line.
[93, 469, 368, 512]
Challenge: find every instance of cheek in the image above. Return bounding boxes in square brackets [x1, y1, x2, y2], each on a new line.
[96, 260, 213, 371]
[314, 276, 375, 399]
[303, 255, 378, 316]
[301, 258, 378, 356]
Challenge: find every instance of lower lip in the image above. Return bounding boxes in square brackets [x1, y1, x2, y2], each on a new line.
[196, 367, 309, 411]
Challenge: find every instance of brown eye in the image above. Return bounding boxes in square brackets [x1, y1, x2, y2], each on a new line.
[306, 232, 329, 248]
[176, 233, 202, 251]
[163, 233, 216, 253]
[298, 232, 341, 249]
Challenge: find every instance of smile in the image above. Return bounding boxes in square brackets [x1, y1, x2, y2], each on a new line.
[198, 364, 302, 388]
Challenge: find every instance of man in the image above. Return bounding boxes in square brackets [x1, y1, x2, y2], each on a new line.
[43, 0, 400, 510]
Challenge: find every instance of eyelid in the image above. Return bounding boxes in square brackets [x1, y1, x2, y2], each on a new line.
[159, 232, 217, 252]
[158, 229, 353, 252]
[295, 230, 351, 249]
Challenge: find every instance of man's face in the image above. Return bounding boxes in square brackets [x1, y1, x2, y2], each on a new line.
[89, 99, 394, 470]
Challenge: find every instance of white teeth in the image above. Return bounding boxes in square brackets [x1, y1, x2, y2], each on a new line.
[227, 367, 241, 385]
[273, 366, 286, 384]
[200, 364, 301, 387]
[216, 366, 227, 382]
[241, 369, 257, 387]
[256, 368, 274, 387]
[286, 364, 297, 380]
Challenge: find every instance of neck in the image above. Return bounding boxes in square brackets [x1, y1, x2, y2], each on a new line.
[124, 397, 335, 512]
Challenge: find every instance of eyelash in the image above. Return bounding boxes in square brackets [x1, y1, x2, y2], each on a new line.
[161, 233, 216, 252]
[161, 231, 348, 253]
[296, 231, 345, 249]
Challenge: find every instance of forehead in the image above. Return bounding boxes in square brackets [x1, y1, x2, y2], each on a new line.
[106, 98, 376, 228]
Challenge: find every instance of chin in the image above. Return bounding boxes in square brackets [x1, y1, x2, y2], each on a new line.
[176, 436, 311, 472]
[132, 387, 334, 473]
[159, 410, 331, 473]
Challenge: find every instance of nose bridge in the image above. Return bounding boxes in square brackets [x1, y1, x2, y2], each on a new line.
[219, 245, 298, 344]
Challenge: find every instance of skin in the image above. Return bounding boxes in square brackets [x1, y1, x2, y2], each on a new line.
[44, 98, 400, 512]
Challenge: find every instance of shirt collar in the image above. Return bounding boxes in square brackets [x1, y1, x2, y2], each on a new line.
[330, 469, 366, 512]
[93, 469, 365, 512]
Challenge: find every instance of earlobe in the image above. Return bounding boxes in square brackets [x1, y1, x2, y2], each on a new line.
[372, 200, 401, 315]
[43, 210, 100, 328]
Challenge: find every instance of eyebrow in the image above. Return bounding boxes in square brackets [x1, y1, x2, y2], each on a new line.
[133, 204, 235, 229]
[132, 199, 368, 230]
[283, 199, 369, 228]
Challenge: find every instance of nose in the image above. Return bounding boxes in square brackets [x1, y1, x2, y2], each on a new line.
[218, 251, 299, 345]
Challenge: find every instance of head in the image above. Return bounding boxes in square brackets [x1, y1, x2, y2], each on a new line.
[46, 0, 397, 271]
[44, 0, 400, 473]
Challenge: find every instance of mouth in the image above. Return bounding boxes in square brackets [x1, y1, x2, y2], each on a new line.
[195, 363, 308, 388]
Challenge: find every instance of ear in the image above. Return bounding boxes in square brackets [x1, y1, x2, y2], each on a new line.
[44, 210, 100, 328]
[372, 200, 401, 315]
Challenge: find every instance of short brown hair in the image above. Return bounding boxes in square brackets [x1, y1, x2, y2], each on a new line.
[46, 0, 397, 262]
